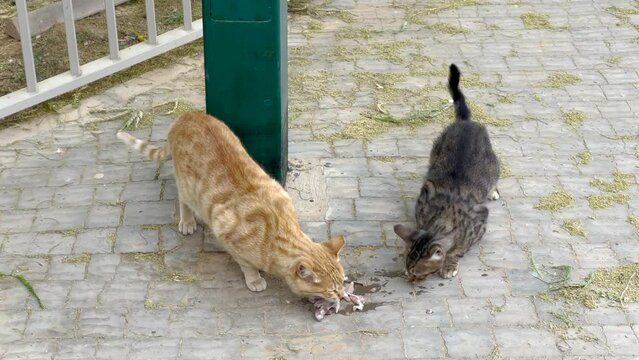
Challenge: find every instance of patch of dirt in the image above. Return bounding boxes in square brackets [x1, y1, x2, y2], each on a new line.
[0, 0, 203, 97]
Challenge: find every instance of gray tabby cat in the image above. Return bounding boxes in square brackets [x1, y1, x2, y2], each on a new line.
[394, 64, 500, 281]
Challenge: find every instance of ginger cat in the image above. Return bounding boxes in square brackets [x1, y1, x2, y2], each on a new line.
[117, 112, 346, 303]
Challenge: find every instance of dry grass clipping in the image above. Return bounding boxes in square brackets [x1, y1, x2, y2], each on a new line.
[629, 215, 639, 231]
[521, 12, 568, 31]
[561, 220, 586, 237]
[587, 194, 631, 209]
[590, 170, 634, 193]
[575, 149, 592, 165]
[544, 72, 581, 88]
[543, 263, 639, 308]
[562, 110, 586, 127]
[535, 191, 573, 211]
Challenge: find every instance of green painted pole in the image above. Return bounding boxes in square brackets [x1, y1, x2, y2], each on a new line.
[202, 1, 288, 184]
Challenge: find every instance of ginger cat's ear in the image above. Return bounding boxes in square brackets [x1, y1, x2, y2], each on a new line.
[322, 235, 345, 257]
[297, 263, 319, 283]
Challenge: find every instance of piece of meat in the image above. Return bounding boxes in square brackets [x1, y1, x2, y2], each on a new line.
[311, 281, 367, 321]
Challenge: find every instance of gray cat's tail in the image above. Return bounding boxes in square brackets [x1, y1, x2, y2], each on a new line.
[448, 64, 470, 121]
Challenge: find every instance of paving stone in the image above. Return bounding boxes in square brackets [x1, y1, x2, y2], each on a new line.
[325, 177, 359, 198]
[86, 204, 122, 228]
[442, 326, 495, 358]
[55, 339, 98, 360]
[32, 206, 88, 232]
[2, 0, 639, 357]
[402, 327, 444, 359]
[495, 326, 561, 358]
[355, 197, 407, 221]
[180, 337, 242, 360]
[123, 201, 174, 225]
[326, 198, 355, 220]
[25, 309, 76, 338]
[604, 325, 639, 356]
[330, 221, 384, 247]
[78, 308, 126, 337]
[0, 310, 28, 342]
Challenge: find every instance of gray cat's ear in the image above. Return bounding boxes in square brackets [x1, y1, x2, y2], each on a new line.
[394, 224, 415, 243]
[297, 263, 319, 283]
[472, 204, 489, 221]
[423, 180, 436, 200]
[429, 247, 444, 261]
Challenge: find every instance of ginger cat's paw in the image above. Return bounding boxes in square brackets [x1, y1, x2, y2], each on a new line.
[179, 219, 197, 235]
[440, 264, 459, 279]
[246, 277, 267, 292]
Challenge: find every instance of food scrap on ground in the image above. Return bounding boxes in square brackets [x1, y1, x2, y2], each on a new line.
[312, 281, 365, 321]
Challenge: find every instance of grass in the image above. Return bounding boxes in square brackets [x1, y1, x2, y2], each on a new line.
[533, 94, 542, 102]
[372, 40, 420, 64]
[544, 72, 581, 88]
[629, 215, 639, 231]
[406, 0, 483, 25]
[142, 224, 165, 231]
[461, 73, 493, 88]
[487, 346, 502, 360]
[520, 12, 567, 31]
[303, 19, 324, 39]
[562, 110, 586, 127]
[586, 194, 631, 209]
[534, 191, 573, 212]
[289, 71, 335, 102]
[326, 46, 370, 61]
[161, 272, 199, 282]
[607, 55, 622, 64]
[44, 229, 81, 237]
[575, 149, 592, 165]
[370, 156, 395, 163]
[590, 170, 634, 193]
[352, 71, 409, 103]
[1, 39, 204, 131]
[0, 272, 45, 309]
[423, 22, 467, 34]
[288, 0, 356, 22]
[561, 220, 586, 237]
[315, 99, 452, 142]
[335, 25, 372, 40]
[499, 161, 512, 179]
[467, 101, 512, 127]
[289, 46, 313, 67]
[542, 263, 639, 308]
[497, 93, 515, 103]
[62, 254, 91, 264]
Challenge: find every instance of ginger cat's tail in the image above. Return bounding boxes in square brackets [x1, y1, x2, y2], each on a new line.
[116, 131, 171, 161]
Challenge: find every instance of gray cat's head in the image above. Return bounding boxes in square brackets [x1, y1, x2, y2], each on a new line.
[394, 201, 488, 281]
[394, 224, 447, 281]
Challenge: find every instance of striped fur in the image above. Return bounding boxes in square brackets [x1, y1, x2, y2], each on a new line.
[116, 131, 171, 161]
[394, 64, 499, 282]
[117, 112, 346, 301]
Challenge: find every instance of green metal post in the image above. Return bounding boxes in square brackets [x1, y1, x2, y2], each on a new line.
[202, 0, 288, 184]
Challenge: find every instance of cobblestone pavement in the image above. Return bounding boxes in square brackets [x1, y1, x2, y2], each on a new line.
[2, 0, 639, 359]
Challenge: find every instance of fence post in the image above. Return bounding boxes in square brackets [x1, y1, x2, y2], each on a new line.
[202, 1, 288, 184]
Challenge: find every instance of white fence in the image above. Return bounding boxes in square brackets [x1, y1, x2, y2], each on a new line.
[0, 0, 203, 119]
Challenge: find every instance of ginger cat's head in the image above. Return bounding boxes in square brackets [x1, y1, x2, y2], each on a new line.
[286, 235, 346, 302]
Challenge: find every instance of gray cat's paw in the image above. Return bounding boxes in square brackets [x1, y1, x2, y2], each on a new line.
[246, 277, 267, 292]
[488, 189, 500, 200]
[440, 266, 459, 279]
[178, 219, 197, 235]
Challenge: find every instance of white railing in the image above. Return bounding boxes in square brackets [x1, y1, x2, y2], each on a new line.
[0, 0, 203, 120]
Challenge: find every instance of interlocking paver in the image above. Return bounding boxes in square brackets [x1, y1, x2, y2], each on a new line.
[2, 0, 639, 357]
